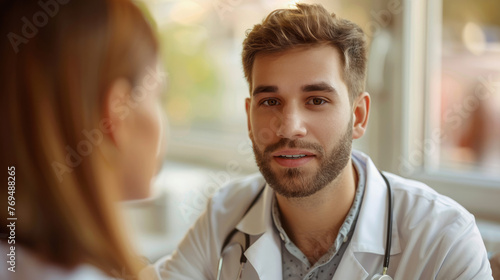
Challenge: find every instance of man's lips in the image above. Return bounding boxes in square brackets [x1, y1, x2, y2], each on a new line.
[271, 149, 316, 168]
[271, 149, 316, 157]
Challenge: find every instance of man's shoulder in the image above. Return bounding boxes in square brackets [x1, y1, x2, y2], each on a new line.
[214, 172, 265, 198]
[356, 150, 463, 214]
[208, 172, 266, 213]
[379, 173, 491, 279]
[386, 172, 475, 229]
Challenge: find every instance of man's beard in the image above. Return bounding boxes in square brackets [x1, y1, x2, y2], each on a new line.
[251, 122, 352, 198]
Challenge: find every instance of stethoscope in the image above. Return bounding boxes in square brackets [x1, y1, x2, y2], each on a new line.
[216, 170, 393, 280]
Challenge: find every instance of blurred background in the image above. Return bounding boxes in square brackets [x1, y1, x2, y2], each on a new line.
[122, 0, 500, 262]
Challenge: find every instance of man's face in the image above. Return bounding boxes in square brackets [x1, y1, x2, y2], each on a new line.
[246, 44, 354, 198]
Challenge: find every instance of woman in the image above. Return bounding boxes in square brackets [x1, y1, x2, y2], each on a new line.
[0, 0, 165, 278]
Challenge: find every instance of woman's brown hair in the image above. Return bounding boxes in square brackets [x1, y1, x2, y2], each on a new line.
[0, 0, 158, 277]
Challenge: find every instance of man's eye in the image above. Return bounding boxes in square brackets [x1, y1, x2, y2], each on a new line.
[262, 99, 280, 106]
[308, 98, 326, 105]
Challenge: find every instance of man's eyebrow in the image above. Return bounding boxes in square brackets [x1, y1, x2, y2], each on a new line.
[302, 82, 338, 94]
[252, 85, 278, 96]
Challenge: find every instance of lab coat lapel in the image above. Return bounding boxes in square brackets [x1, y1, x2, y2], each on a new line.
[333, 152, 402, 279]
[244, 230, 282, 280]
[235, 185, 272, 235]
[333, 247, 369, 280]
[350, 152, 401, 256]
[235, 185, 282, 280]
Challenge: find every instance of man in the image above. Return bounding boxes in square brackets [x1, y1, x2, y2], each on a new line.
[157, 3, 493, 279]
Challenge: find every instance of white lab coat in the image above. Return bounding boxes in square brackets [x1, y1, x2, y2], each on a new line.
[156, 151, 493, 279]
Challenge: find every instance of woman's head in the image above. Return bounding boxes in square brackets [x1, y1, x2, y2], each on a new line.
[0, 0, 164, 276]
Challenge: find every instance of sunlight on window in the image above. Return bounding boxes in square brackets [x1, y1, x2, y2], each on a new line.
[436, 0, 500, 176]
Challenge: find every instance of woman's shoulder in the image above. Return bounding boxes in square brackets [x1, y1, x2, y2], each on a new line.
[0, 243, 112, 280]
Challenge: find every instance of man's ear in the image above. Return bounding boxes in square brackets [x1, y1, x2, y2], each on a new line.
[245, 97, 252, 136]
[103, 78, 133, 148]
[352, 92, 370, 140]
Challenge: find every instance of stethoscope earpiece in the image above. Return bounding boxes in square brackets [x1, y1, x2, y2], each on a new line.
[371, 274, 393, 280]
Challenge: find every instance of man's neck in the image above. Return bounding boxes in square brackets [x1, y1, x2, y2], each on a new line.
[276, 160, 358, 264]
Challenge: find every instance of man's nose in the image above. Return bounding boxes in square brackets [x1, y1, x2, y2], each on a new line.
[275, 106, 307, 140]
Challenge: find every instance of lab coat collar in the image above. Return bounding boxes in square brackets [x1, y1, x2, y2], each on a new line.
[333, 247, 370, 279]
[235, 185, 282, 279]
[350, 151, 402, 256]
[244, 229, 283, 279]
[235, 184, 274, 235]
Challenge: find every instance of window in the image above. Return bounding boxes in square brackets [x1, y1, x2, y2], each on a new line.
[433, 0, 500, 177]
[384, 0, 500, 218]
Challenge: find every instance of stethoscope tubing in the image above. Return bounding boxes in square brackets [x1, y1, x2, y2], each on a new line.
[379, 170, 393, 275]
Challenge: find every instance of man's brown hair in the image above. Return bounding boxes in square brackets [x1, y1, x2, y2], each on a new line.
[242, 3, 367, 101]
